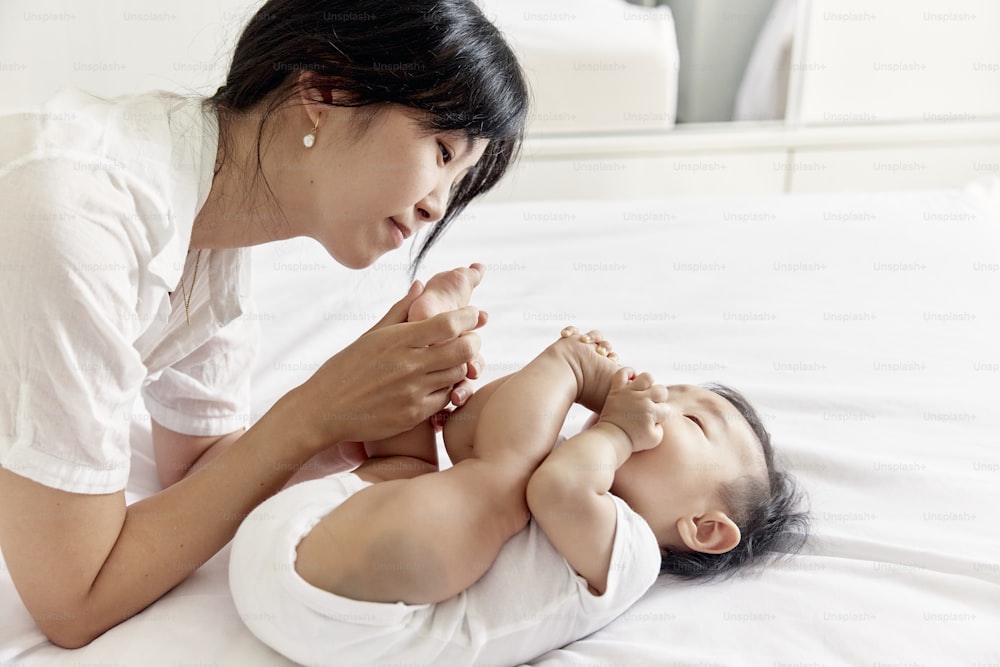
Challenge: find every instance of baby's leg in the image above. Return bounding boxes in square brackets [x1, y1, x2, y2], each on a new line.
[294, 328, 620, 605]
[442, 328, 620, 463]
[407, 263, 483, 322]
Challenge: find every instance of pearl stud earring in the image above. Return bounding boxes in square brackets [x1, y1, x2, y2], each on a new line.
[303, 119, 318, 148]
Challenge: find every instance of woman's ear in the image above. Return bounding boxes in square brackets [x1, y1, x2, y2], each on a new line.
[675, 511, 741, 555]
[296, 71, 328, 128]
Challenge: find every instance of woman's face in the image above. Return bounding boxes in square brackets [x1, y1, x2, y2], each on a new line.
[268, 104, 488, 269]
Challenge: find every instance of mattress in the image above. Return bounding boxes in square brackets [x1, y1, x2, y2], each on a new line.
[2, 182, 999, 664]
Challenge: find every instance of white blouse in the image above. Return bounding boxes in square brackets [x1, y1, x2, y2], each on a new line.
[0, 88, 257, 494]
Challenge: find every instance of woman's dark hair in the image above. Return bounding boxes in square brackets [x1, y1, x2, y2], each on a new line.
[205, 0, 529, 273]
[658, 384, 809, 581]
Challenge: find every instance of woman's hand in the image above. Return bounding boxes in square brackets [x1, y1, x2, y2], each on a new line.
[372, 276, 487, 406]
[281, 284, 486, 452]
[401, 265, 489, 406]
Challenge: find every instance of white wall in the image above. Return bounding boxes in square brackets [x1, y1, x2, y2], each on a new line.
[0, 0, 263, 111]
[4, 0, 998, 200]
[7, 0, 998, 126]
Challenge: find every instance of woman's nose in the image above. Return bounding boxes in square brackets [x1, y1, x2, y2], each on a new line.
[415, 181, 449, 224]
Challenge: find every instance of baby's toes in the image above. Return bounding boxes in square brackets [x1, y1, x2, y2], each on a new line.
[580, 330, 614, 357]
[558, 327, 618, 361]
[455, 266, 482, 292]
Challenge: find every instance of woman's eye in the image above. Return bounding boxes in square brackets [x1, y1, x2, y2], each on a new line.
[438, 142, 453, 163]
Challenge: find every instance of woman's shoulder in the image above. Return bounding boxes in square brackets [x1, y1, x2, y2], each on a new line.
[1, 87, 215, 276]
[1, 87, 194, 180]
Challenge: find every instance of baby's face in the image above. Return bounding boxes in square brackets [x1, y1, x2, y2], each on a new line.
[608, 384, 765, 549]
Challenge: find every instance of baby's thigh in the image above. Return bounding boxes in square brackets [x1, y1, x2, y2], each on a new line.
[229, 475, 432, 665]
[295, 461, 528, 606]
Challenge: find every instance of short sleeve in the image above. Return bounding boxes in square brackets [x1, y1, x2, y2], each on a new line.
[580, 494, 661, 612]
[142, 313, 259, 437]
[0, 160, 148, 494]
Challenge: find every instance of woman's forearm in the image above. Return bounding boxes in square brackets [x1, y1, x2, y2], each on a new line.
[86, 309, 481, 630]
[23, 393, 327, 648]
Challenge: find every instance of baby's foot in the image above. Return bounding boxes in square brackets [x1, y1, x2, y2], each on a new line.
[407, 263, 484, 322]
[543, 326, 622, 413]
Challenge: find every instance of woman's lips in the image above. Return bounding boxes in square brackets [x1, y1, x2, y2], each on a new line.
[391, 218, 412, 240]
[389, 218, 408, 248]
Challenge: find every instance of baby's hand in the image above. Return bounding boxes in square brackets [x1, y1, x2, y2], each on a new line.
[597, 368, 669, 453]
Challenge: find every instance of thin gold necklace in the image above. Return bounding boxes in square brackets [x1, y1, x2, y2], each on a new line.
[179, 250, 203, 326]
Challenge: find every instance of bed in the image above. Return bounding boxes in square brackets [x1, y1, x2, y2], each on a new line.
[2, 179, 998, 664]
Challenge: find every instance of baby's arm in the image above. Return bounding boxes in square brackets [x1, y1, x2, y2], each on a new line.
[526, 369, 666, 594]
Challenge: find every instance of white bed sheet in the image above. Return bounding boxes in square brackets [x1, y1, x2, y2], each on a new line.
[2, 183, 999, 665]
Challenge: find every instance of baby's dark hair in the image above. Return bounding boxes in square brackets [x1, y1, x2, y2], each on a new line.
[205, 0, 529, 273]
[658, 384, 809, 581]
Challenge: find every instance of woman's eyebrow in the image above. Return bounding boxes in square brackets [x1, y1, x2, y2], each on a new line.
[461, 136, 475, 155]
[453, 135, 481, 161]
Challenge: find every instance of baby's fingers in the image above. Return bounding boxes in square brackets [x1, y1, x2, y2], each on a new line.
[611, 367, 634, 391]
[652, 402, 672, 426]
[628, 371, 656, 391]
[650, 384, 670, 404]
[628, 406, 666, 452]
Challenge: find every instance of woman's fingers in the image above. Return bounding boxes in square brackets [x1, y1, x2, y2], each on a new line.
[406, 306, 482, 347]
[465, 353, 484, 380]
[449, 379, 475, 407]
[297, 303, 485, 445]
[368, 280, 425, 332]
[418, 331, 481, 376]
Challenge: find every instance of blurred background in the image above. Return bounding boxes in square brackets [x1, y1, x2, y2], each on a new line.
[2, 0, 999, 197]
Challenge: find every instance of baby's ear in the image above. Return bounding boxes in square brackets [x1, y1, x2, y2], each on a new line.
[676, 511, 741, 555]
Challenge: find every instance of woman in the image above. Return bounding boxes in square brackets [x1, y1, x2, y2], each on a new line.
[0, 0, 528, 648]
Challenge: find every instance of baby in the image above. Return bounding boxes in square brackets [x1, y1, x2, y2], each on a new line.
[229, 265, 807, 666]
